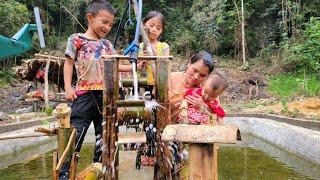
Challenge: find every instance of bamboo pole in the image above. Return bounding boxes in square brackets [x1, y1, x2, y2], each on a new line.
[116, 99, 145, 107]
[121, 78, 148, 87]
[102, 58, 119, 179]
[154, 59, 172, 180]
[44, 58, 50, 108]
[52, 151, 58, 180]
[69, 152, 79, 180]
[0, 134, 50, 140]
[56, 128, 76, 171]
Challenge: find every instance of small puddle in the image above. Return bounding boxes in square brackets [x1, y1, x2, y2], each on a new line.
[0, 134, 319, 179]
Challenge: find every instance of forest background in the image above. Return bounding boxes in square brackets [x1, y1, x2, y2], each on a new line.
[0, 0, 319, 108]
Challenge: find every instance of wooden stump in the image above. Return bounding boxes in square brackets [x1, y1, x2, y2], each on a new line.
[161, 124, 238, 180]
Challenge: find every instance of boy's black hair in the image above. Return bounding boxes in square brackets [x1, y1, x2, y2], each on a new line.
[87, 0, 116, 17]
[189, 51, 215, 73]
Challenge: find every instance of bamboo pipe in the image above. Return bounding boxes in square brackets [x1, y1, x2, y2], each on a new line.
[116, 99, 145, 107]
[121, 78, 149, 87]
[0, 134, 52, 140]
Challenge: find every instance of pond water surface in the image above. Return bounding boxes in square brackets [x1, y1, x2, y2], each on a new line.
[0, 134, 319, 179]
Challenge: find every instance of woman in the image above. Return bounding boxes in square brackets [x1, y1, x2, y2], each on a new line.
[169, 51, 215, 123]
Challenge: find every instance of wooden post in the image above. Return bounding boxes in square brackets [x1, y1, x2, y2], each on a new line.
[52, 103, 76, 180]
[161, 124, 238, 180]
[69, 152, 79, 180]
[154, 58, 172, 180]
[102, 58, 119, 179]
[52, 151, 58, 180]
[44, 58, 50, 109]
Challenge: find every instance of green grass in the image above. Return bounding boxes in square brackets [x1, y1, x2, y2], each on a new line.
[0, 69, 14, 88]
[268, 73, 320, 99]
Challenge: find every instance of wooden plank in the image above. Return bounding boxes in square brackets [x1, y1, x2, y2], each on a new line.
[102, 55, 173, 61]
[161, 124, 237, 144]
[116, 132, 146, 145]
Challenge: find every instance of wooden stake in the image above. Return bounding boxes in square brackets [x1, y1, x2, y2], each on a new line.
[69, 152, 79, 180]
[52, 151, 58, 180]
[102, 58, 119, 180]
[56, 128, 76, 171]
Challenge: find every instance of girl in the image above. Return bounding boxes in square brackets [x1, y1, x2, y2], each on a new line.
[139, 11, 170, 56]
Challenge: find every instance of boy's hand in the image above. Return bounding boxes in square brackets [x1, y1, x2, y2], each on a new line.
[65, 87, 77, 101]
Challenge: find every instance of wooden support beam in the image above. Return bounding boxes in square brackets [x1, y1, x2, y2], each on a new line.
[102, 58, 119, 180]
[154, 59, 172, 180]
[161, 124, 237, 144]
[34, 127, 57, 135]
[116, 99, 145, 107]
[102, 55, 173, 61]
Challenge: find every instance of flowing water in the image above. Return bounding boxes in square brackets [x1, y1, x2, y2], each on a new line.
[0, 134, 319, 179]
[131, 61, 139, 100]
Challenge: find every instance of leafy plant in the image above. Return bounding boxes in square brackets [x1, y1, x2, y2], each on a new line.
[284, 17, 320, 73]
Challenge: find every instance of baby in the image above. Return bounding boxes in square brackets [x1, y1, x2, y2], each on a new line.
[179, 71, 228, 125]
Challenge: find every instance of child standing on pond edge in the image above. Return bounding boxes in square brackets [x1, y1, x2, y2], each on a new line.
[62, 0, 144, 179]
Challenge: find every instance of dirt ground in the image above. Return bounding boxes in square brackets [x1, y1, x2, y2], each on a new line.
[0, 58, 319, 125]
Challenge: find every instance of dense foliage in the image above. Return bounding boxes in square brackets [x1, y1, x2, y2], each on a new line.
[0, 0, 319, 73]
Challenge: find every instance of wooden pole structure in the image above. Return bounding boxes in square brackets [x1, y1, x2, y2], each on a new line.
[52, 103, 77, 180]
[44, 58, 50, 109]
[154, 58, 172, 180]
[161, 124, 238, 180]
[241, 0, 246, 65]
[102, 58, 119, 179]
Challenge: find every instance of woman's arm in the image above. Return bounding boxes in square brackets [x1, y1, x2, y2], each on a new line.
[185, 94, 212, 113]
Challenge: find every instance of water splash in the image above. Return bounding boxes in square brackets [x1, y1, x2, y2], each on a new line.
[131, 61, 139, 99]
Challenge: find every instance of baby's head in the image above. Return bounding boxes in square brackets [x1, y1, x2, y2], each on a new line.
[143, 11, 165, 41]
[202, 71, 228, 101]
[86, 0, 116, 39]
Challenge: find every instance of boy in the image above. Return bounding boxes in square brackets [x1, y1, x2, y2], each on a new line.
[62, 1, 141, 179]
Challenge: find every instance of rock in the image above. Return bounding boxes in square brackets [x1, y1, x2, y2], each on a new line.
[243, 76, 268, 86]
[0, 111, 9, 121]
[15, 107, 33, 114]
